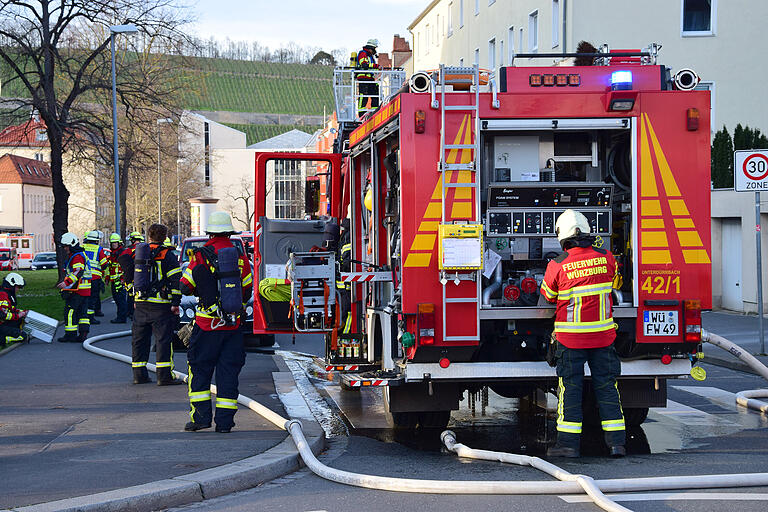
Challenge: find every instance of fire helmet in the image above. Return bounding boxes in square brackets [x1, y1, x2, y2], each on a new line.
[365, 38, 379, 48]
[555, 209, 591, 246]
[4, 272, 24, 288]
[60, 232, 79, 247]
[109, 233, 122, 243]
[206, 211, 237, 234]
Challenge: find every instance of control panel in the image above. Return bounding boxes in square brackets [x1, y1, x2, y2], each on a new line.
[486, 183, 612, 238]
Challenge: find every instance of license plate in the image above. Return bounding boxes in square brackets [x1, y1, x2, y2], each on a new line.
[643, 310, 679, 337]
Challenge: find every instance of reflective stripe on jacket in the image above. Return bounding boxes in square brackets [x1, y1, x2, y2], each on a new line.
[82, 243, 108, 280]
[541, 245, 618, 349]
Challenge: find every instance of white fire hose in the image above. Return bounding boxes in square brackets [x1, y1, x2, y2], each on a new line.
[82, 330, 768, 512]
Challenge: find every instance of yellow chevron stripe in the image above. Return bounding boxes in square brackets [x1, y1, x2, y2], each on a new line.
[643, 250, 672, 264]
[683, 249, 711, 264]
[446, 115, 467, 163]
[673, 218, 694, 228]
[668, 199, 690, 216]
[645, 113, 682, 197]
[641, 218, 664, 229]
[640, 114, 659, 197]
[641, 231, 669, 248]
[677, 231, 703, 247]
[642, 199, 662, 216]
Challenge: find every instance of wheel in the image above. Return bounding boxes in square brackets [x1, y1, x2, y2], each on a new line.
[624, 407, 649, 426]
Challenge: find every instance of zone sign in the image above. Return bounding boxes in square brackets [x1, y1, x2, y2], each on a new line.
[735, 150, 768, 191]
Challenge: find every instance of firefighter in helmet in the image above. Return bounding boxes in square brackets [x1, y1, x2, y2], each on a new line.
[355, 38, 380, 116]
[540, 209, 626, 458]
[118, 231, 145, 318]
[56, 233, 92, 342]
[180, 211, 253, 433]
[125, 224, 182, 385]
[108, 233, 129, 323]
[82, 231, 108, 324]
[0, 272, 29, 346]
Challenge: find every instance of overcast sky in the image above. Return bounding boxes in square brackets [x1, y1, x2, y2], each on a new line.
[190, 0, 425, 56]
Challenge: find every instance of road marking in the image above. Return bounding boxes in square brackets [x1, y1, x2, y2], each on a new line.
[560, 492, 768, 503]
[673, 385, 768, 428]
[651, 399, 739, 426]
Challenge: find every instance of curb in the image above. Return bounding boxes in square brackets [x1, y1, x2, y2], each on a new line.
[10, 434, 325, 512]
[0, 342, 22, 358]
[8, 350, 327, 512]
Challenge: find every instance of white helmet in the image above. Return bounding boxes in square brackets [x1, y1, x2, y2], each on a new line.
[555, 209, 591, 245]
[365, 38, 379, 48]
[61, 232, 79, 247]
[4, 272, 24, 287]
[205, 211, 237, 234]
[84, 230, 100, 242]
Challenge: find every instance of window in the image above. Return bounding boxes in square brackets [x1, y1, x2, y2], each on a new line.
[508, 26, 515, 64]
[488, 38, 496, 70]
[682, 0, 716, 36]
[474, 48, 479, 65]
[694, 81, 716, 131]
[552, 0, 560, 47]
[475, 0, 479, 15]
[459, 0, 464, 27]
[448, 2, 453, 36]
[528, 10, 538, 52]
[426, 25, 430, 54]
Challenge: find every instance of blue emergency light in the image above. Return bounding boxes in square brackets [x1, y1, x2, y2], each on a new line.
[611, 70, 633, 91]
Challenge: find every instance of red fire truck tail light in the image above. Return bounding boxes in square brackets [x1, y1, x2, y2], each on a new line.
[417, 303, 436, 345]
[661, 354, 672, 365]
[415, 110, 426, 133]
[439, 357, 451, 368]
[529, 74, 542, 87]
[686, 108, 700, 131]
[684, 300, 702, 342]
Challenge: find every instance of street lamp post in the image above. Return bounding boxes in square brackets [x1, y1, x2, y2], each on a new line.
[109, 24, 139, 236]
[156, 117, 173, 223]
[176, 158, 184, 241]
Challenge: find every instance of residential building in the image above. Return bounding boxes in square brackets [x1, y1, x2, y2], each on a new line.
[408, 0, 765, 134]
[0, 154, 54, 251]
[0, 117, 104, 239]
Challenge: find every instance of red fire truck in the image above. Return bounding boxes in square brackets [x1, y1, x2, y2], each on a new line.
[252, 45, 711, 429]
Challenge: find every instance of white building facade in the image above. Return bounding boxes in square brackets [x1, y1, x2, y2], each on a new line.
[409, 0, 765, 134]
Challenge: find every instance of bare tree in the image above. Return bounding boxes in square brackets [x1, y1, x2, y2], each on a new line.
[0, 0, 194, 266]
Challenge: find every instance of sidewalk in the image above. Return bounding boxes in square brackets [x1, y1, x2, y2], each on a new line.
[702, 310, 768, 374]
[0, 296, 323, 511]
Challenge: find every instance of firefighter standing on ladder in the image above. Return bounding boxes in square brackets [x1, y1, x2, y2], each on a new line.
[355, 38, 380, 116]
[541, 209, 626, 458]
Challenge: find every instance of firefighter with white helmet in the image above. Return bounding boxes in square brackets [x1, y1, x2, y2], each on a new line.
[180, 211, 253, 433]
[0, 272, 29, 346]
[541, 209, 625, 458]
[56, 232, 93, 342]
[355, 38, 380, 116]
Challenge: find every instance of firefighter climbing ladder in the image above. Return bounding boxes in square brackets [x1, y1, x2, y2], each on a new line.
[436, 64, 482, 342]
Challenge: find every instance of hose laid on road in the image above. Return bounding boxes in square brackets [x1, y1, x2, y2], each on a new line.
[702, 329, 768, 414]
[83, 331, 768, 512]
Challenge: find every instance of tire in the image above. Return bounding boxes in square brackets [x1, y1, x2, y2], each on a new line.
[624, 407, 649, 426]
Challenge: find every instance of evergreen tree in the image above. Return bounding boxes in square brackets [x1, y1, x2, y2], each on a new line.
[711, 126, 734, 189]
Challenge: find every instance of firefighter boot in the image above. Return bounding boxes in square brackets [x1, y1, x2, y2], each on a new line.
[133, 367, 152, 384]
[184, 421, 211, 432]
[609, 445, 626, 458]
[546, 444, 580, 458]
[156, 367, 183, 386]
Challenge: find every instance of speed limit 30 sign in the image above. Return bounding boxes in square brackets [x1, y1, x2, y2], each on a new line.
[735, 150, 768, 191]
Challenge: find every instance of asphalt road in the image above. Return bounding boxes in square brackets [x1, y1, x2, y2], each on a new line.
[163, 318, 768, 512]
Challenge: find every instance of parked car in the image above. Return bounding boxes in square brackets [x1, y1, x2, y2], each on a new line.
[0, 247, 18, 271]
[177, 236, 272, 349]
[30, 251, 57, 270]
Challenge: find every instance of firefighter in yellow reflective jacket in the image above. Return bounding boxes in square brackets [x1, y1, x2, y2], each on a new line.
[108, 233, 129, 323]
[82, 231, 108, 324]
[123, 224, 183, 385]
[56, 233, 92, 342]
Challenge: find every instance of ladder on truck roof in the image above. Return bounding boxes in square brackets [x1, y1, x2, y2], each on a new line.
[437, 64, 482, 343]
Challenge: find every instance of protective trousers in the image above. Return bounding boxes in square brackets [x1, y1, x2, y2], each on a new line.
[88, 279, 103, 317]
[357, 81, 379, 114]
[131, 303, 176, 382]
[0, 323, 26, 345]
[111, 282, 128, 321]
[186, 325, 245, 430]
[63, 293, 88, 340]
[555, 343, 626, 449]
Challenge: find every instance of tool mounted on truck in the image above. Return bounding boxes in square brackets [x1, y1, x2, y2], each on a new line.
[252, 43, 711, 429]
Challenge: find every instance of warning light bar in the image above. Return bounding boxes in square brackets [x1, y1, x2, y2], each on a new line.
[611, 70, 633, 91]
[529, 73, 580, 87]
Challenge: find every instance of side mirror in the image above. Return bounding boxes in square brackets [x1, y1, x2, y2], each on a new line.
[305, 179, 320, 215]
